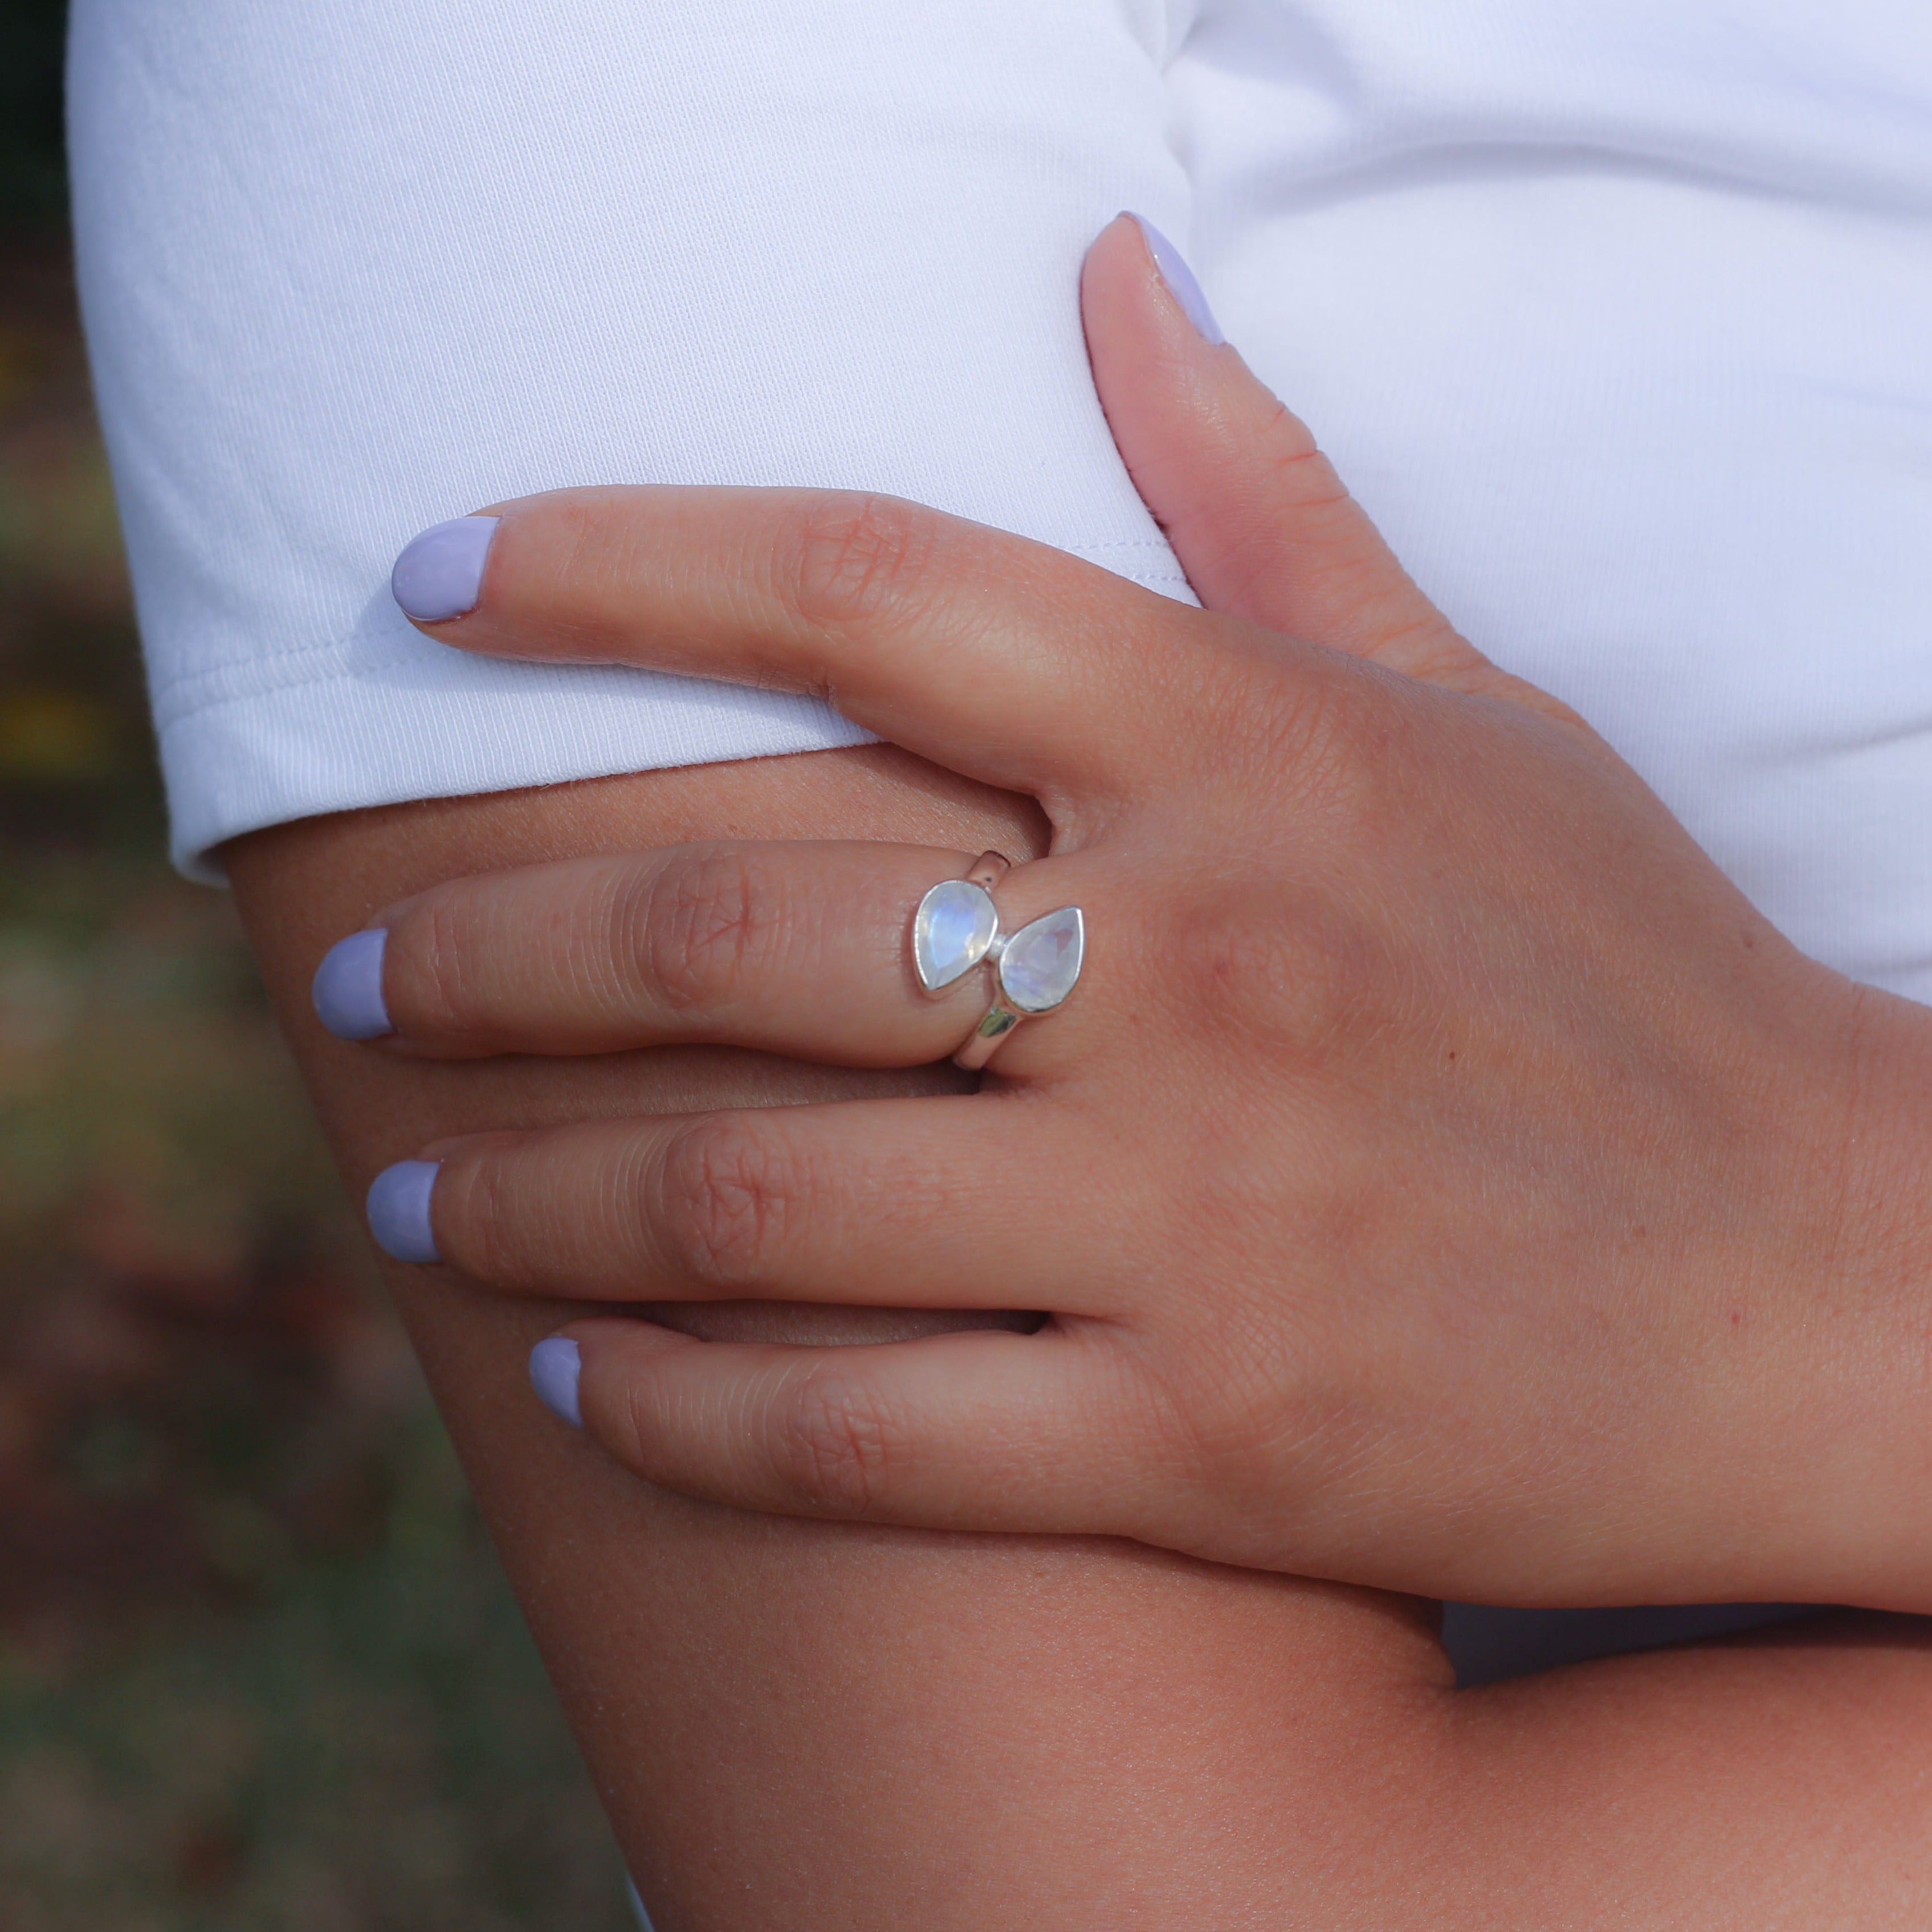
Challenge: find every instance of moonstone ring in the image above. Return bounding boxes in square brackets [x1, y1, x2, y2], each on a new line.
[911, 852, 1086, 1070]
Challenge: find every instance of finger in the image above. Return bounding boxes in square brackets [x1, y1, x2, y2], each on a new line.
[322, 841, 989, 1063]
[389, 482, 1213, 804]
[1083, 214, 1548, 711]
[543, 1316, 1157, 1539]
[321, 840, 1112, 1072]
[382, 1098, 1133, 1315]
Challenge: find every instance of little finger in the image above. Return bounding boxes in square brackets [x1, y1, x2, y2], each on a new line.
[533, 1316, 1168, 1539]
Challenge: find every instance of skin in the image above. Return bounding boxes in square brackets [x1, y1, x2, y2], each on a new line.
[363, 220, 1932, 1612]
[232, 765, 1932, 1931]
[223, 220, 1932, 1925]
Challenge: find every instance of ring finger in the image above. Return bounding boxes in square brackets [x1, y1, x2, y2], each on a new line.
[315, 839, 1107, 1073]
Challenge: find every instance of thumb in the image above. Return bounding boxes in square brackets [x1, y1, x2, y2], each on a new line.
[1083, 215, 1550, 712]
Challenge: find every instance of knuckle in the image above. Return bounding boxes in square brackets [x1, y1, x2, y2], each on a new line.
[1204, 1294, 1323, 1442]
[1156, 629, 1329, 797]
[768, 1368, 909, 1514]
[614, 1377, 657, 1477]
[1362, 613, 1473, 686]
[634, 847, 787, 1013]
[438, 1145, 513, 1278]
[1167, 883, 1391, 1064]
[784, 490, 947, 631]
[1254, 407, 1351, 510]
[653, 1116, 802, 1289]
[1183, 623, 1392, 815]
[1107, 1302, 1294, 1505]
[1188, 1310, 1341, 1494]
[393, 890, 481, 1038]
[1231, 667, 1373, 804]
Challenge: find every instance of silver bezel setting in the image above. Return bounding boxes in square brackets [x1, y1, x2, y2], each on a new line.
[908, 854, 1085, 1070]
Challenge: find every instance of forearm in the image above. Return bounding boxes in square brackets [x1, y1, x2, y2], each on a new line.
[227, 746, 1932, 1927]
[225, 744, 1423, 1925]
[1452, 1613, 1932, 1926]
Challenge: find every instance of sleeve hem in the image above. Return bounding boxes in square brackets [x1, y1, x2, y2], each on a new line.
[160, 662, 877, 884]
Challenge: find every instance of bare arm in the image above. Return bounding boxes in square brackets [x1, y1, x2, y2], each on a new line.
[231, 747, 1932, 1930]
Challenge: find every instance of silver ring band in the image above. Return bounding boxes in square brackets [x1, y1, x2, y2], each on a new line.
[952, 994, 1027, 1071]
[963, 850, 1011, 894]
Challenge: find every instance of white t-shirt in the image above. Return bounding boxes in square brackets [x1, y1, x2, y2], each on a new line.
[66, 1, 1932, 1676]
[70, 0, 1932, 992]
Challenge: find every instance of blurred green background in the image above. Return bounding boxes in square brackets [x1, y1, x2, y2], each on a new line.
[0, 5, 629, 1923]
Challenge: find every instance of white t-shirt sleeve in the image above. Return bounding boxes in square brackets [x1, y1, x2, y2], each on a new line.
[67, 0, 1193, 879]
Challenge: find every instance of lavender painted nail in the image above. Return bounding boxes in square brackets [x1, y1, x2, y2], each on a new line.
[367, 1160, 441, 1263]
[1126, 214, 1226, 346]
[390, 514, 500, 622]
[529, 1336, 583, 1428]
[312, 928, 392, 1040]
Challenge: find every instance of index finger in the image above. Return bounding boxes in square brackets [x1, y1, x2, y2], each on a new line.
[389, 486, 1224, 802]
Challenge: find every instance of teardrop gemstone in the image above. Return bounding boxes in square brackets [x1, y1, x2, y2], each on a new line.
[997, 906, 1084, 1013]
[912, 879, 998, 991]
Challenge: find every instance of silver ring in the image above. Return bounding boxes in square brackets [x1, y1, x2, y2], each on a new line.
[910, 851, 1085, 1070]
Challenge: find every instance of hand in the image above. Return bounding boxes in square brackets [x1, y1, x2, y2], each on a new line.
[328, 218, 1932, 1609]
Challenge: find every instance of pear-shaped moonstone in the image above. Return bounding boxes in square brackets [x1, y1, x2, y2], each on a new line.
[913, 879, 998, 991]
[997, 906, 1084, 1013]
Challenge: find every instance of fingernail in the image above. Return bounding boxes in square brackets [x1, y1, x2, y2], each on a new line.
[366, 1160, 441, 1263]
[312, 928, 392, 1040]
[529, 1336, 583, 1428]
[390, 514, 500, 622]
[1125, 214, 1225, 346]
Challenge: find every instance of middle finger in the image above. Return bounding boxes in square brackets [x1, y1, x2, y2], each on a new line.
[392, 1094, 1133, 1316]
